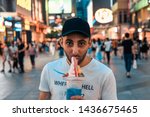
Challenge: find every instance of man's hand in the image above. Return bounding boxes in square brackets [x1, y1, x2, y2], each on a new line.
[39, 91, 51, 100]
[70, 95, 84, 100]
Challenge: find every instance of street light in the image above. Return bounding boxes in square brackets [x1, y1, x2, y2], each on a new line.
[71, 13, 75, 17]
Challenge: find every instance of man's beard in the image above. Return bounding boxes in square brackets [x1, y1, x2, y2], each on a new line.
[64, 51, 87, 65]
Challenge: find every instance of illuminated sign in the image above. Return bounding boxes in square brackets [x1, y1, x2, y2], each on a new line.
[4, 21, 12, 27]
[0, 17, 5, 32]
[14, 23, 21, 28]
[48, 0, 72, 14]
[134, 0, 149, 11]
[95, 8, 113, 24]
[17, 0, 31, 11]
[14, 22, 22, 31]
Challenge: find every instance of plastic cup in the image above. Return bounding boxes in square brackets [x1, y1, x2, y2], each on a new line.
[64, 77, 85, 100]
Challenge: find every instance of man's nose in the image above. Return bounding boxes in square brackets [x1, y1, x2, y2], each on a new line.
[72, 45, 79, 55]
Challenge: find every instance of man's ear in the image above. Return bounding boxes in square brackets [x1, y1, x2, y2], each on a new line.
[88, 39, 92, 48]
[59, 37, 63, 47]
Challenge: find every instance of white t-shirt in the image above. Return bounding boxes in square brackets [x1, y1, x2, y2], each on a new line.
[39, 57, 117, 100]
[9, 46, 18, 54]
[104, 41, 112, 52]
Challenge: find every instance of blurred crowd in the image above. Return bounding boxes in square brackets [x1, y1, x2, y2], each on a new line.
[0, 38, 64, 73]
[0, 35, 149, 76]
[88, 36, 149, 63]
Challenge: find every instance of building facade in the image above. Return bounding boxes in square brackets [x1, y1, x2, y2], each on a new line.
[0, 0, 48, 45]
[129, 0, 150, 42]
[111, 0, 130, 39]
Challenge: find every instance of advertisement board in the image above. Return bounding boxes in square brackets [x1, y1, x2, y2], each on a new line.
[0, 0, 16, 12]
[17, 0, 31, 11]
[48, 0, 72, 14]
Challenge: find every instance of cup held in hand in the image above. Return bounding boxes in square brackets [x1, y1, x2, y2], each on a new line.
[64, 77, 85, 100]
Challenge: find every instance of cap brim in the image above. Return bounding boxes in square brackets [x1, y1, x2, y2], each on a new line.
[62, 30, 90, 37]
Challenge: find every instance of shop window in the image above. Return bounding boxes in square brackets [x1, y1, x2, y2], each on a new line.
[124, 12, 127, 23]
[119, 11, 122, 24]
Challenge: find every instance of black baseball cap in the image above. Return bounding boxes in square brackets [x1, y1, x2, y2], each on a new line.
[62, 17, 91, 37]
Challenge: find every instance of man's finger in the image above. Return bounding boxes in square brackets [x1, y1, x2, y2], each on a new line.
[70, 96, 84, 100]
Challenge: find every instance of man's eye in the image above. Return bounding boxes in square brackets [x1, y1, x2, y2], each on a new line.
[78, 41, 86, 47]
[66, 41, 73, 46]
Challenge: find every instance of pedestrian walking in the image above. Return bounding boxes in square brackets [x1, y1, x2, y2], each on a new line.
[39, 17, 117, 100]
[141, 37, 149, 60]
[104, 38, 112, 65]
[1, 42, 12, 73]
[9, 41, 19, 73]
[112, 40, 118, 56]
[17, 38, 25, 73]
[95, 39, 103, 61]
[27, 43, 37, 69]
[135, 36, 142, 60]
[91, 39, 97, 58]
[132, 40, 138, 69]
[122, 33, 133, 78]
[100, 40, 106, 62]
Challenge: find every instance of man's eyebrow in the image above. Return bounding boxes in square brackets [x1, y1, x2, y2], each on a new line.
[78, 39, 87, 42]
[78, 39, 86, 41]
[65, 38, 73, 41]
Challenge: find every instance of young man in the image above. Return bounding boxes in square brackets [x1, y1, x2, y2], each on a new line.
[39, 18, 117, 100]
[122, 33, 133, 78]
[17, 38, 25, 73]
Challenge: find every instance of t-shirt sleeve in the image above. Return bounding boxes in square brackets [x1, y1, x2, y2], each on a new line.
[39, 65, 50, 92]
[101, 70, 117, 100]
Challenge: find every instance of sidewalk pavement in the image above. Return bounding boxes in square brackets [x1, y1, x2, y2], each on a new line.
[0, 52, 150, 100]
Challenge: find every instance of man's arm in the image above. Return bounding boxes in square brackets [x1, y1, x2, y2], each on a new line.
[39, 64, 51, 100]
[102, 70, 117, 100]
[39, 91, 51, 100]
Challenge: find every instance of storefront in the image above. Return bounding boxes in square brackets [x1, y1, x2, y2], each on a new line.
[0, 16, 5, 43]
[130, 0, 150, 40]
[4, 18, 14, 42]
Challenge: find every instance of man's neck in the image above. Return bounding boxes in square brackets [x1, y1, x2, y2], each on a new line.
[80, 56, 92, 67]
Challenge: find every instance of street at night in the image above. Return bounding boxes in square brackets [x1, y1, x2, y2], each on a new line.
[0, 52, 150, 100]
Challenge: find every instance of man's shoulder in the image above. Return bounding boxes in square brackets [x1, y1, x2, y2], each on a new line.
[91, 59, 112, 73]
[45, 57, 66, 68]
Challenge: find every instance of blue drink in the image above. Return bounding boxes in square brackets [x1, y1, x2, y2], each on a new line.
[66, 88, 82, 100]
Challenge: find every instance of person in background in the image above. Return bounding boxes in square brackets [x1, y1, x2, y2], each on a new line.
[17, 38, 25, 73]
[91, 39, 97, 58]
[1, 42, 12, 73]
[132, 39, 138, 69]
[100, 40, 106, 62]
[122, 33, 133, 78]
[118, 39, 123, 59]
[104, 38, 112, 65]
[112, 40, 118, 56]
[135, 36, 142, 60]
[27, 43, 37, 69]
[95, 39, 103, 62]
[141, 37, 149, 60]
[9, 41, 18, 73]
